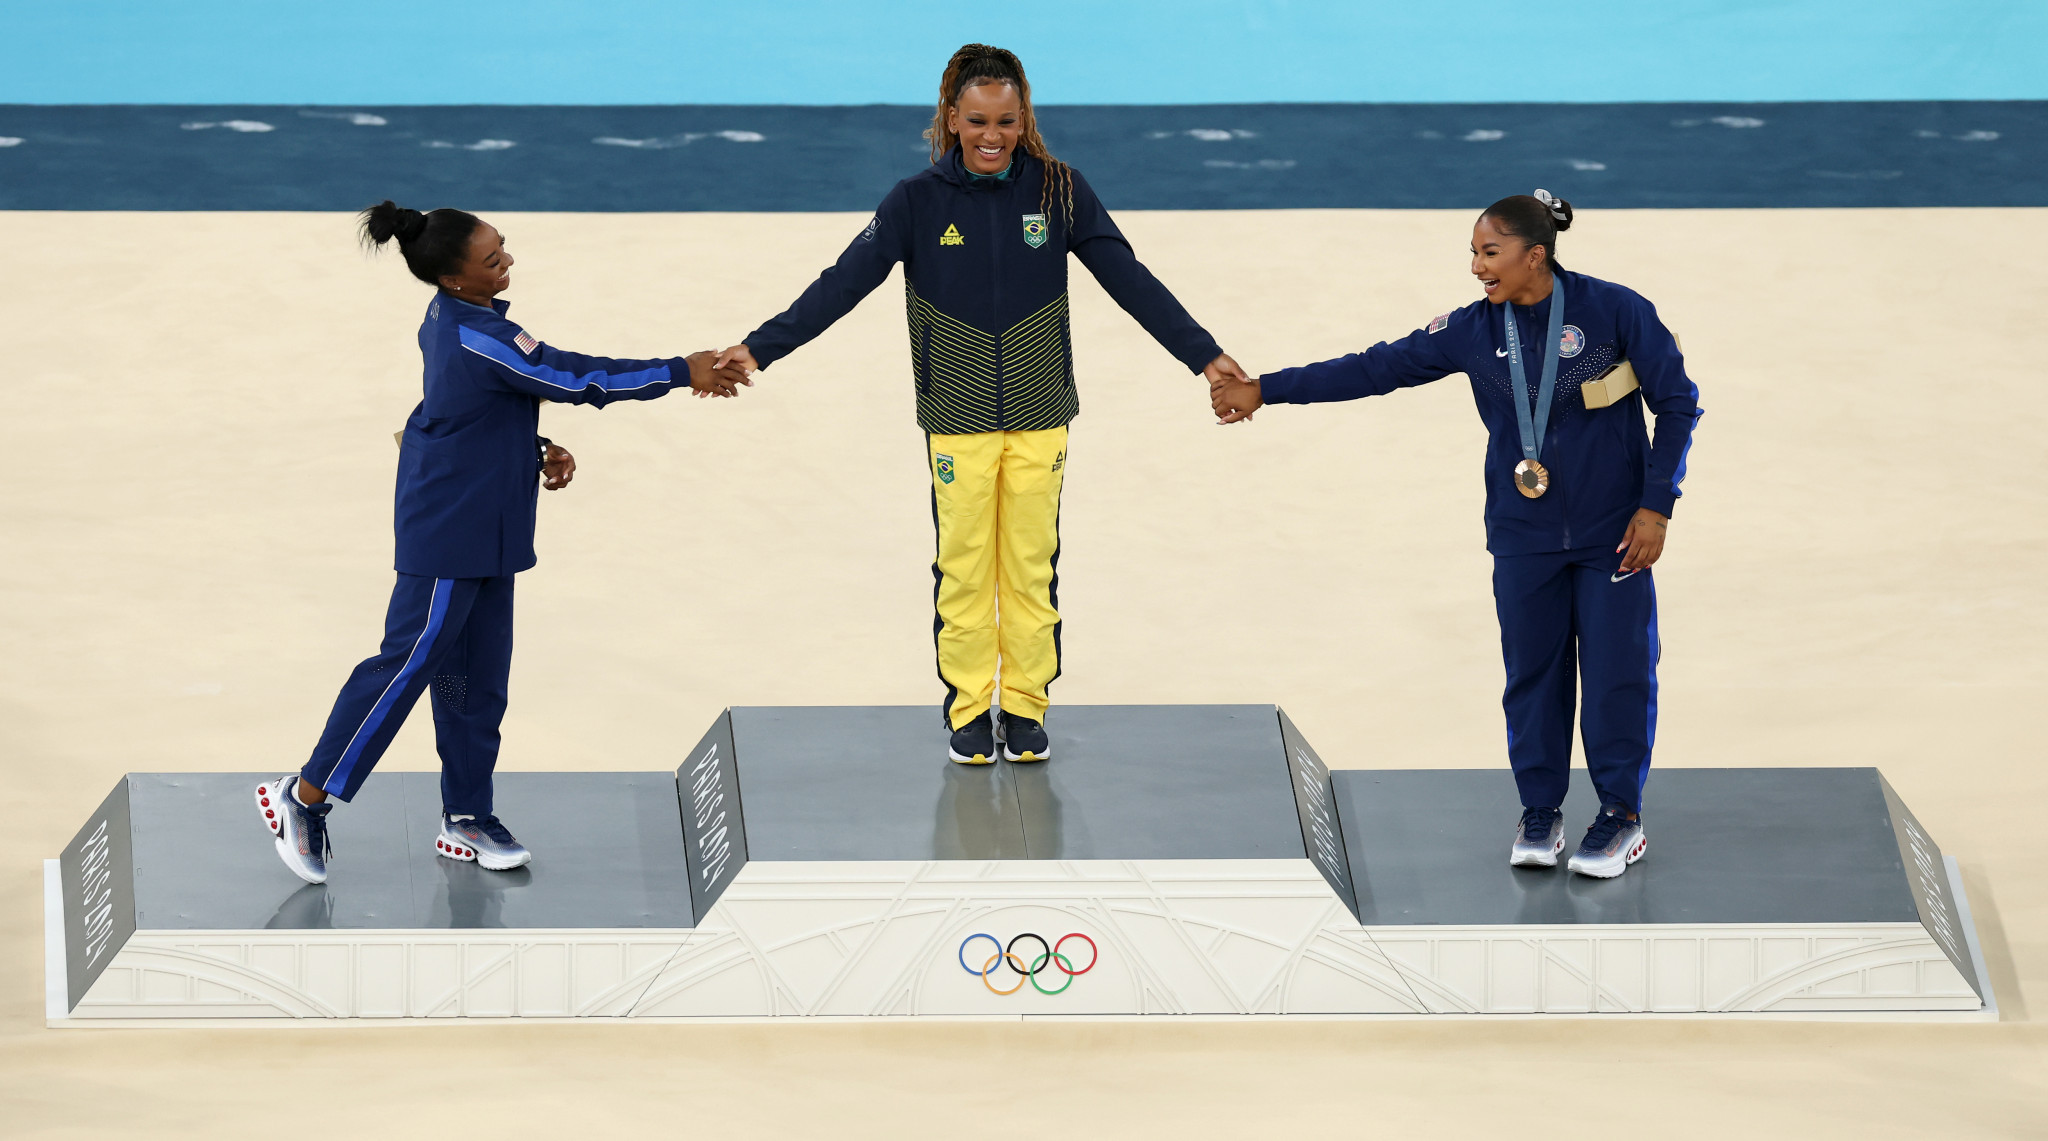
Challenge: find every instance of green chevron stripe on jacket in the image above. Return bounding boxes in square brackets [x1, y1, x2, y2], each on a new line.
[908, 284, 1079, 434]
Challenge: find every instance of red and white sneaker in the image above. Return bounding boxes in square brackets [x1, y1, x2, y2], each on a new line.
[435, 814, 532, 871]
[255, 775, 332, 885]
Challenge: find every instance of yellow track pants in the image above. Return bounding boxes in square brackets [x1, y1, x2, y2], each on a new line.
[928, 427, 1067, 730]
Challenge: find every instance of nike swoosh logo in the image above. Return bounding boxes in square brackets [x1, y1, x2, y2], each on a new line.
[1611, 570, 1641, 583]
[1495, 349, 1508, 357]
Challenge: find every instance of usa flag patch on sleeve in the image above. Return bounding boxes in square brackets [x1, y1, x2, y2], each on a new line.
[513, 330, 539, 355]
[1426, 313, 1451, 334]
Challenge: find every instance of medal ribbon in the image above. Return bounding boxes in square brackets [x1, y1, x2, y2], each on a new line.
[1502, 276, 1565, 464]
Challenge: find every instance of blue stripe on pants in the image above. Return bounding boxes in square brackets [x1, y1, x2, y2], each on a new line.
[302, 573, 514, 813]
[1492, 545, 1661, 813]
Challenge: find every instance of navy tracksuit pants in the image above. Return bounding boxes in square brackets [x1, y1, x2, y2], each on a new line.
[1493, 545, 1660, 814]
[302, 573, 513, 816]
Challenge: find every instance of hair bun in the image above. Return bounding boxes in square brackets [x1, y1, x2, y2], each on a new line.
[1532, 188, 1574, 231]
[358, 200, 432, 248]
[393, 207, 429, 243]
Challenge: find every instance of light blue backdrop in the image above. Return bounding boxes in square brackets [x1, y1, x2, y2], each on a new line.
[3, 0, 2040, 104]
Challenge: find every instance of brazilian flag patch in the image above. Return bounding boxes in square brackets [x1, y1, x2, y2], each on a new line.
[1021, 213, 1048, 249]
[936, 454, 955, 484]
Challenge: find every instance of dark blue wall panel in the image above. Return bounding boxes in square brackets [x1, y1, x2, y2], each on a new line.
[1, 102, 2040, 211]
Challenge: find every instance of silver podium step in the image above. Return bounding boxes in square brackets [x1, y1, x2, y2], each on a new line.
[49, 705, 1991, 1023]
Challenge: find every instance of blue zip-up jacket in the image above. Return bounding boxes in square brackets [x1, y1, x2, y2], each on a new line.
[744, 149, 1223, 434]
[1259, 270, 1701, 556]
[394, 293, 692, 579]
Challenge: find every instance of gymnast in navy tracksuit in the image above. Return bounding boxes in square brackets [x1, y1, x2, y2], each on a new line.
[254, 201, 738, 886]
[1209, 192, 1702, 878]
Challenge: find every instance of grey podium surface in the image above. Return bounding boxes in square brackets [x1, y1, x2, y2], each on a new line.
[728, 705, 1306, 862]
[55, 707, 1984, 1014]
[1334, 767, 1923, 926]
[121, 771, 695, 932]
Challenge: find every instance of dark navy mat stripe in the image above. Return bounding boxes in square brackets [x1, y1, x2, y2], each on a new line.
[1, 102, 2041, 211]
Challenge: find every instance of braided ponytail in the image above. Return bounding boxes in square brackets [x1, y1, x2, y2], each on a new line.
[925, 43, 1073, 229]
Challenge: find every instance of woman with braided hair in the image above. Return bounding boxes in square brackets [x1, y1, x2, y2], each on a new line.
[1210, 193, 1703, 879]
[716, 44, 1249, 765]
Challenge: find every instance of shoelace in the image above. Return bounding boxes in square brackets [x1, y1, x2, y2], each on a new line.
[467, 815, 517, 845]
[1582, 810, 1633, 849]
[1518, 806, 1561, 841]
[302, 804, 333, 859]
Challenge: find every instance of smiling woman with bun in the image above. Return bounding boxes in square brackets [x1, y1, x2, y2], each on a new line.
[1210, 191, 1702, 880]
[715, 44, 1250, 766]
[253, 201, 741, 887]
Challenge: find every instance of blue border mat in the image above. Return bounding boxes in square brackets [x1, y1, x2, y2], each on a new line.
[2, 102, 2041, 211]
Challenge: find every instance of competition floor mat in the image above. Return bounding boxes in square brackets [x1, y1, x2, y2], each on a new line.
[49, 705, 1992, 1023]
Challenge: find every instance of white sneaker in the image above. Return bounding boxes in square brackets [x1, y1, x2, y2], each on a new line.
[435, 814, 532, 871]
[1510, 806, 1566, 867]
[255, 775, 332, 885]
[1567, 807, 1647, 878]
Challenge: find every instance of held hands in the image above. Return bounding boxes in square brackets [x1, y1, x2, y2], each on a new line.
[1616, 508, 1669, 573]
[689, 350, 753, 399]
[542, 443, 576, 491]
[711, 344, 761, 386]
[1204, 353, 1263, 425]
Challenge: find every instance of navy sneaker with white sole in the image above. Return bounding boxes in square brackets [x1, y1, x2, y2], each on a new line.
[948, 712, 996, 765]
[1509, 806, 1566, 867]
[255, 775, 332, 885]
[1567, 806, 1647, 878]
[436, 814, 532, 871]
[1000, 713, 1050, 762]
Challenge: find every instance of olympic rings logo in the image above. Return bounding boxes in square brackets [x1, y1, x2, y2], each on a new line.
[958, 932, 1098, 996]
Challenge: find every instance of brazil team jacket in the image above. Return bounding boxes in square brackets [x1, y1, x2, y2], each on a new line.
[743, 148, 1223, 434]
[393, 293, 691, 579]
[1258, 270, 1702, 557]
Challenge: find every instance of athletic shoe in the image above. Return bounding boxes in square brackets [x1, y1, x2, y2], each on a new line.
[436, 814, 532, 871]
[948, 712, 997, 765]
[255, 775, 332, 885]
[1000, 713, 1050, 763]
[1509, 806, 1566, 867]
[1567, 806, 1648, 878]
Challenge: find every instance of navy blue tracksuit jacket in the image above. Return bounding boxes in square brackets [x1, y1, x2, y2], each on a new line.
[744, 148, 1223, 433]
[302, 293, 693, 813]
[1261, 271, 1703, 812]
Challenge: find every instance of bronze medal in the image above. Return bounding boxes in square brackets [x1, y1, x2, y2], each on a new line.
[1503, 275, 1566, 505]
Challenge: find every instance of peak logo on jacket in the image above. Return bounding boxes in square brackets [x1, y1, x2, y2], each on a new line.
[940, 223, 965, 247]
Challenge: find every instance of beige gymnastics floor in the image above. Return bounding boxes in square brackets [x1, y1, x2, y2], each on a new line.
[2, 209, 2043, 1136]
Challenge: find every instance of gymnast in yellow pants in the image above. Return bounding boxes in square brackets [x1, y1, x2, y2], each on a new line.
[928, 428, 1067, 738]
[716, 45, 1245, 762]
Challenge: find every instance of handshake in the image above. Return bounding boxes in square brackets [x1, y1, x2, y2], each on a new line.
[683, 344, 763, 398]
[1205, 354, 1264, 425]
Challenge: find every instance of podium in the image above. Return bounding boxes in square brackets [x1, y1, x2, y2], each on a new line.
[50, 705, 1991, 1022]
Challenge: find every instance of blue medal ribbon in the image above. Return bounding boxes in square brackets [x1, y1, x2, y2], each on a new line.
[1502, 276, 1565, 465]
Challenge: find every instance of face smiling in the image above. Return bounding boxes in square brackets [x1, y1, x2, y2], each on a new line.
[1470, 215, 1550, 305]
[948, 81, 1023, 174]
[441, 222, 514, 303]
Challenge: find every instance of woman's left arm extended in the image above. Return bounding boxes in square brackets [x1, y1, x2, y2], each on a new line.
[1065, 170, 1243, 385]
[1616, 293, 1704, 572]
